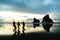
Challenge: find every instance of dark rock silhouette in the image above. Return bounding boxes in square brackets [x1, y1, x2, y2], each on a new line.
[42, 24, 53, 32]
[33, 18, 40, 28]
[42, 14, 53, 23]
[33, 18, 40, 23]
[42, 14, 53, 32]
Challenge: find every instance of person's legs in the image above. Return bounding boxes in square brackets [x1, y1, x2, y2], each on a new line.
[18, 26, 20, 29]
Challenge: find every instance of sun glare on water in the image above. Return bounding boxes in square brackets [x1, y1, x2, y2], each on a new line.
[0, 11, 54, 22]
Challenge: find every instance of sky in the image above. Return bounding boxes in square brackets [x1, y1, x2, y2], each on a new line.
[0, 0, 60, 21]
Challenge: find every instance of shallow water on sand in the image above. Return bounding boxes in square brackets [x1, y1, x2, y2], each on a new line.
[0, 19, 60, 35]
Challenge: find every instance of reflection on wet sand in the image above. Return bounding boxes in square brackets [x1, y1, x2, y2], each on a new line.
[12, 23, 53, 40]
[33, 23, 40, 28]
[42, 24, 53, 32]
[33, 18, 40, 28]
[0, 23, 60, 40]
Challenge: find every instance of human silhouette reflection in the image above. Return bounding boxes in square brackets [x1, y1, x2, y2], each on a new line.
[17, 28, 20, 35]
[12, 29, 17, 40]
[22, 22, 25, 35]
[13, 29, 17, 36]
[12, 29, 20, 40]
[12, 30, 20, 40]
[42, 24, 53, 32]
[13, 28, 20, 36]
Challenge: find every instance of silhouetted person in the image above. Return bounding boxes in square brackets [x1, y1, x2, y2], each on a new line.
[17, 22, 20, 29]
[22, 22, 25, 30]
[22, 22, 25, 35]
[22, 22, 25, 39]
[13, 21, 16, 32]
[42, 14, 53, 23]
[42, 24, 53, 32]
[33, 18, 40, 28]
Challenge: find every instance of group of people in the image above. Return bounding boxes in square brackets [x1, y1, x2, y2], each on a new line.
[13, 21, 25, 33]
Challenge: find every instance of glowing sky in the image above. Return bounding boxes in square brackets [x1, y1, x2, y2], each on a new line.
[0, 0, 60, 20]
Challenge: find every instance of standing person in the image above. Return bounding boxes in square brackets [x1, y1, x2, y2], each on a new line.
[17, 21, 20, 29]
[22, 21, 25, 30]
[13, 21, 16, 32]
[22, 21, 25, 35]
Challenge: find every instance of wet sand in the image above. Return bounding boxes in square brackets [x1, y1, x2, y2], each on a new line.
[0, 32, 60, 40]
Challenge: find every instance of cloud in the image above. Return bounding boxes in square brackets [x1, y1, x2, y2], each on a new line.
[0, 0, 60, 14]
[43, 0, 53, 5]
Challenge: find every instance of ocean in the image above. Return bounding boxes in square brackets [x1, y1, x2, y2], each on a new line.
[0, 19, 60, 36]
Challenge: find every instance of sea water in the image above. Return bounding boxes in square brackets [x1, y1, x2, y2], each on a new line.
[0, 19, 60, 35]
